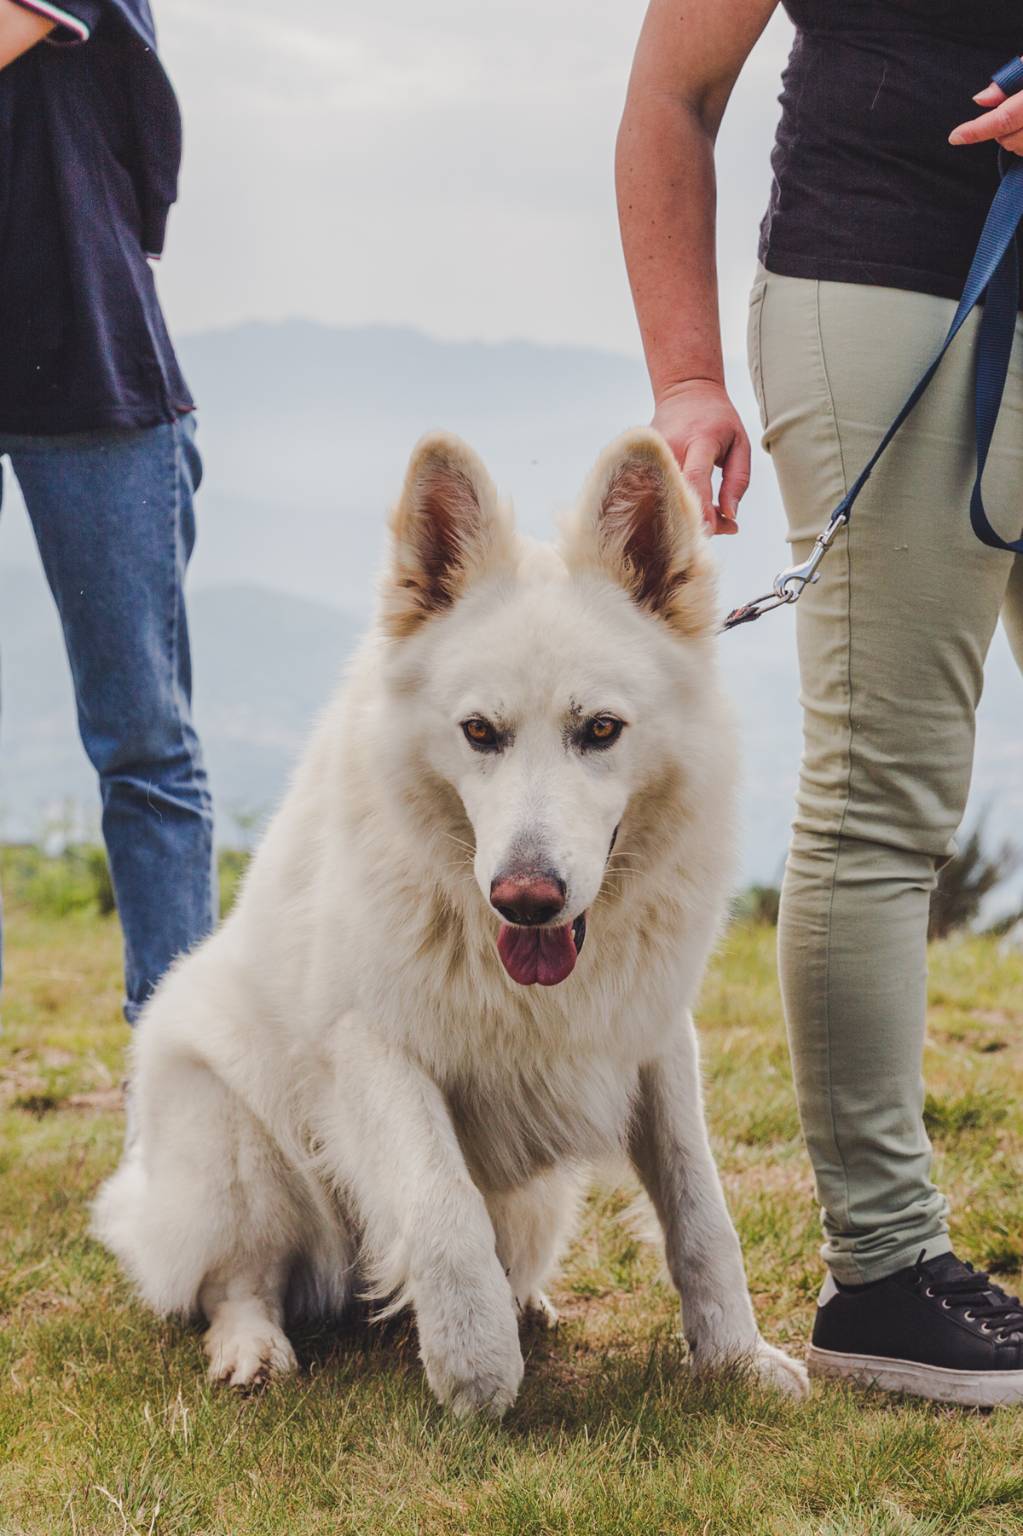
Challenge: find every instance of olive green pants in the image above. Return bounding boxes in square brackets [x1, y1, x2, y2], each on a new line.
[748, 266, 1023, 1283]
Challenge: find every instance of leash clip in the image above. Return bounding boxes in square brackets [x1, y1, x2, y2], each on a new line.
[771, 509, 848, 604]
[722, 509, 848, 631]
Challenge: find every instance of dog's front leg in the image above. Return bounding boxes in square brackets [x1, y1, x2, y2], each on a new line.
[327, 1024, 523, 1418]
[629, 1017, 808, 1399]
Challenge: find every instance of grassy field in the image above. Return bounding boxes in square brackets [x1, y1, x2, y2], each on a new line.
[2, 881, 1023, 1535]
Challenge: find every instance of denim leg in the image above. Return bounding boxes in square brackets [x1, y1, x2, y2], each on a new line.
[8, 416, 216, 1020]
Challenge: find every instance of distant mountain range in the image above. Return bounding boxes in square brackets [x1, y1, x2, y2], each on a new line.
[0, 320, 1018, 907]
[0, 570, 357, 843]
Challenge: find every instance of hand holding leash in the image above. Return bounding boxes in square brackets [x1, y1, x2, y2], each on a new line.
[951, 55, 1023, 156]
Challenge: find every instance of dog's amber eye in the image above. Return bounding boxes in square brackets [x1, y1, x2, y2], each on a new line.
[462, 717, 498, 750]
[584, 715, 624, 748]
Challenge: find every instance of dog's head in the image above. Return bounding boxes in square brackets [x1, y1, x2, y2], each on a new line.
[379, 428, 721, 988]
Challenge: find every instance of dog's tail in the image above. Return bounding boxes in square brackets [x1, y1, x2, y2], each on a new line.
[92, 1151, 148, 1282]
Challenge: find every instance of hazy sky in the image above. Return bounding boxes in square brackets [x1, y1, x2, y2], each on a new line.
[6, 3, 1021, 884]
[156, 1, 795, 367]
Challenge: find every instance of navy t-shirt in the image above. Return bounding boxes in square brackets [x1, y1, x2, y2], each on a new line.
[759, 1, 1023, 304]
[0, 0, 193, 434]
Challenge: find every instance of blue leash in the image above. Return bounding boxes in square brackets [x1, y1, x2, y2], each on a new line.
[724, 53, 1023, 631]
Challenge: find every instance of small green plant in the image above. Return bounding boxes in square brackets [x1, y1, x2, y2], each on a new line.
[2, 842, 250, 921]
[929, 821, 1020, 941]
[83, 845, 116, 915]
[984, 906, 1023, 938]
[734, 883, 782, 927]
[0, 842, 113, 918]
[218, 847, 251, 916]
[923, 1088, 1008, 1138]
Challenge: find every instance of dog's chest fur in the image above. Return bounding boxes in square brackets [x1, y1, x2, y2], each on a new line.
[444, 1053, 637, 1191]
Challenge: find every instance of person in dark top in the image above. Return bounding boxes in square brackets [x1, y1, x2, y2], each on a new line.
[0, 0, 214, 1024]
[618, 1, 1023, 1405]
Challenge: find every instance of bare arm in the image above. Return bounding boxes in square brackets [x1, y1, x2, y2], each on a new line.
[0, 0, 54, 69]
[617, 0, 777, 532]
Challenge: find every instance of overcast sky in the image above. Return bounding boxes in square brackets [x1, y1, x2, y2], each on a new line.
[156, 0, 795, 368]
[8, 3, 1021, 883]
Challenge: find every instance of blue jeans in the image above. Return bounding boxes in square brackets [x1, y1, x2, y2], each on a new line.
[0, 415, 216, 1021]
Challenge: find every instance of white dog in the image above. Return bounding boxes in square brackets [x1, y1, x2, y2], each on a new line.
[94, 428, 808, 1415]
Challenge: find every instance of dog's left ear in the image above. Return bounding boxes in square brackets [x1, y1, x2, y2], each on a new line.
[382, 433, 515, 638]
[562, 428, 717, 638]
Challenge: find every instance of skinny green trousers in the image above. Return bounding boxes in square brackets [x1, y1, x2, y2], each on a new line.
[747, 266, 1023, 1283]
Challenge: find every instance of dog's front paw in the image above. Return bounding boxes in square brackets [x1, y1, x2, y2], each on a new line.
[418, 1284, 524, 1419]
[426, 1348, 525, 1420]
[691, 1335, 809, 1401]
[204, 1314, 298, 1389]
[517, 1289, 558, 1330]
[749, 1338, 810, 1400]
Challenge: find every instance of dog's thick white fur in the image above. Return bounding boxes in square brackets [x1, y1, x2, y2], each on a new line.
[94, 428, 807, 1413]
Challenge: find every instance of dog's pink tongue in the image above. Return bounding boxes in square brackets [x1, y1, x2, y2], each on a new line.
[497, 923, 577, 986]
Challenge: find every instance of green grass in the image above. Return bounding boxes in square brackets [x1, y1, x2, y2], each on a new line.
[2, 898, 1023, 1535]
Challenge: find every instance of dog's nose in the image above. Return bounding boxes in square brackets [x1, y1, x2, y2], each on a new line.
[490, 871, 566, 926]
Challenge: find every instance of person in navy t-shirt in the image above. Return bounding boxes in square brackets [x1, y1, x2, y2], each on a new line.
[0, 0, 215, 1024]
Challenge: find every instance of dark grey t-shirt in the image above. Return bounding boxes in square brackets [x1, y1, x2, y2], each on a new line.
[759, 0, 1023, 302]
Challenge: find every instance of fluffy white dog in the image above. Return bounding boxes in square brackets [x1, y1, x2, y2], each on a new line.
[94, 428, 808, 1415]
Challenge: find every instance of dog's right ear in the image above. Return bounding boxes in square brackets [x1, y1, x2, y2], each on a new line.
[562, 428, 718, 639]
[381, 433, 515, 639]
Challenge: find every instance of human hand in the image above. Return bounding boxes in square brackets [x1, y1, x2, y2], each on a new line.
[949, 65, 1023, 156]
[651, 379, 750, 535]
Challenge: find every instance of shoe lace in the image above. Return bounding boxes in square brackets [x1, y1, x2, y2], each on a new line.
[913, 1252, 1023, 1339]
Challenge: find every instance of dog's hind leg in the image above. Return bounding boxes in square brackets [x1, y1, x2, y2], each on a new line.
[486, 1169, 581, 1324]
[157, 1058, 308, 1388]
[629, 1016, 809, 1399]
[158, 1064, 308, 1389]
[95, 998, 313, 1388]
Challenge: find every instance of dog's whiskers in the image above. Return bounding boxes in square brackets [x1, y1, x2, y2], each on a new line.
[441, 830, 477, 858]
[605, 855, 644, 875]
[436, 860, 480, 895]
[438, 858, 476, 881]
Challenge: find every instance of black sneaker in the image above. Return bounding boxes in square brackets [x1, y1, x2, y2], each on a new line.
[808, 1251, 1023, 1406]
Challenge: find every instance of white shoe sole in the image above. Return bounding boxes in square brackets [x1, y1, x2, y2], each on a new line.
[808, 1344, 1023, 1406]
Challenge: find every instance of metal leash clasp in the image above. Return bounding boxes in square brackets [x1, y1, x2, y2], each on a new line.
[721, 509, 848, 631]
[772, 509, 848, 603]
